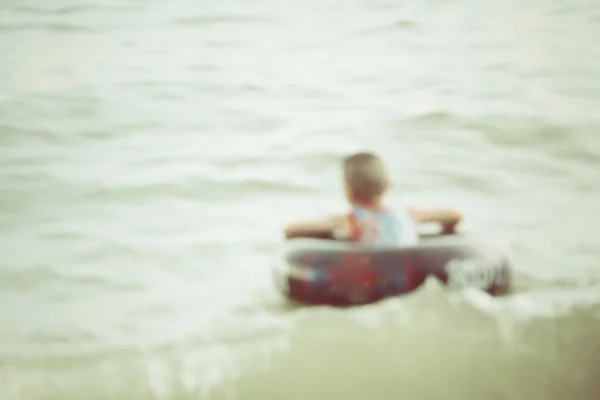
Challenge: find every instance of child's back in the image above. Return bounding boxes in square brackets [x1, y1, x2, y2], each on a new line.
[344, 202, 418, 245]
[284, 151, 462, 244]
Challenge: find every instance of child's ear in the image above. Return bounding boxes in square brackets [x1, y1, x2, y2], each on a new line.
[343, 184, 353, 201]
[346, 189, 353, 201]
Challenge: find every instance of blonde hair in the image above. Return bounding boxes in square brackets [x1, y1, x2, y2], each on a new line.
[343, 152, 389, 202]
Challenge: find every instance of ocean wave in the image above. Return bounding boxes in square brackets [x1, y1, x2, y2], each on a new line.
[353, 19, 418, 35]
[404, 110, 459, 123]
[0, 22, 113, 32]
[174, 14, 269, 26]
[7, 4, 140, 15]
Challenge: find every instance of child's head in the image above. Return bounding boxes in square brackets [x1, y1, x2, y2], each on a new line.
[342, 151, 390, 204]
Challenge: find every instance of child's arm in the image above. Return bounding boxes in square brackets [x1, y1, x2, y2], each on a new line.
[408, 206, 462, 234]
[284, 215, 348, 239]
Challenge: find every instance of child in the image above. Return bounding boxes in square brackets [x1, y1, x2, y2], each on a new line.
[283, 151, 462, 245]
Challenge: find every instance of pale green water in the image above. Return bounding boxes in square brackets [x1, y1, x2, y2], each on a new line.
[1, 0, 600, 399]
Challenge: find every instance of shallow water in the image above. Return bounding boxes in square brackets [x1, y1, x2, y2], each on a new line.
[1, 0, 600, 399]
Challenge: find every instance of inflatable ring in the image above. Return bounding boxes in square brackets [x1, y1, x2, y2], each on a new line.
[273, 234, 511, 306]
